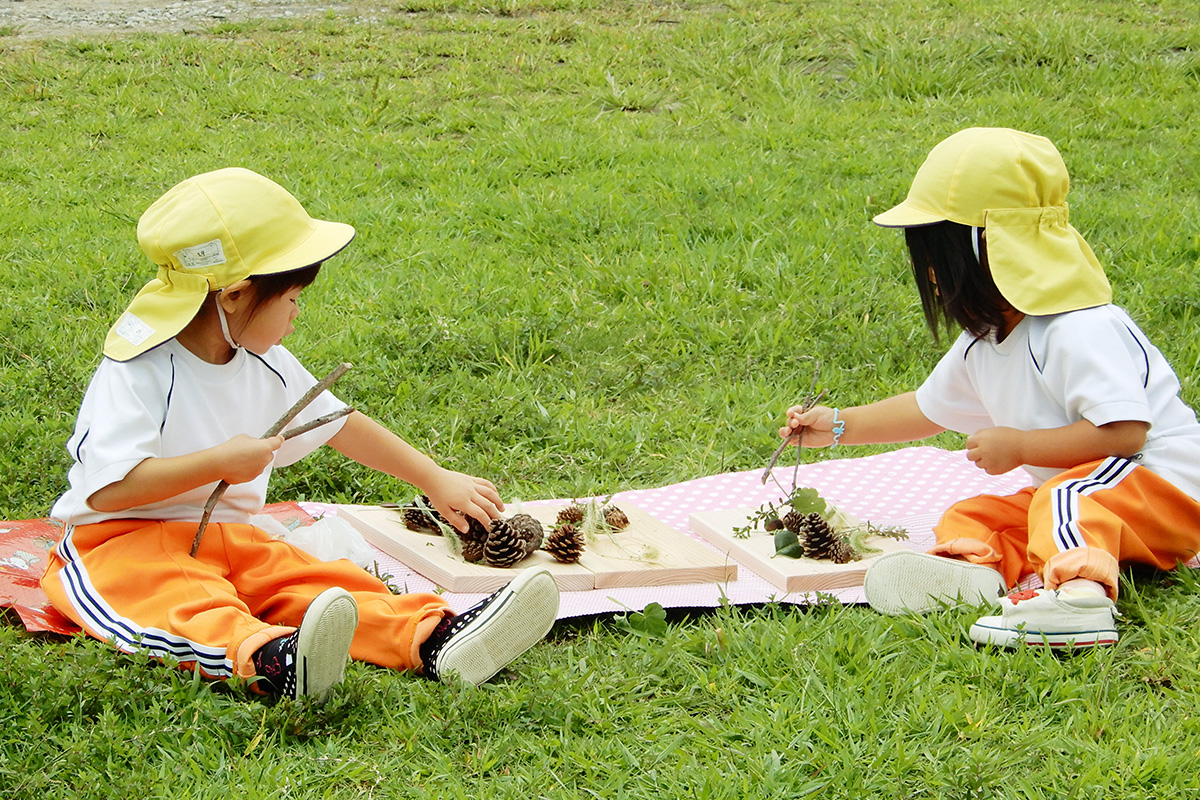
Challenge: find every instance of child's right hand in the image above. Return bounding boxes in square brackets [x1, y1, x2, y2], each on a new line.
[215, 433, 284, 484]
[779, 404, 837, 448]
[422, 467, 505, 534]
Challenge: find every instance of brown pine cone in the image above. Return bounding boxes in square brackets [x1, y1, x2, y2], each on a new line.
[483, 517, 538, 567]
[543, 522, 585, 563]
[782, 510, 805, 534]
[603, 505, 630, 530]
[401, 506, 436, 533]
[556, 504, 586, 526]
[826, 537, 858, 565]
[457, 515, 489, 563]
[401, 495, 450, 534]
[800, 513, 858, 563]
[505, 513, 545, 550]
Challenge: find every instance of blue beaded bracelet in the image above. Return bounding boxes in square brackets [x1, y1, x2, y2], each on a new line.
[831, 408, 846, 447]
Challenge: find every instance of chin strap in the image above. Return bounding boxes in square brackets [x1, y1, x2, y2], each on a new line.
[971, 225, 982, 264]
[215, 291, 242, 351]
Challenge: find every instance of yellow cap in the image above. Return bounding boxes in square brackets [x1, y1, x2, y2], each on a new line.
[873, 127, 1111, 316]
[104, 168, 355, 361]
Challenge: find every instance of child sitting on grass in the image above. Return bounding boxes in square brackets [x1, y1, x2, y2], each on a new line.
[43, 167, 559, 700]
[780, 127, 1200, 648]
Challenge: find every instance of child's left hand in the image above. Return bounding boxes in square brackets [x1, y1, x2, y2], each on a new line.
[423, 468, 505, 533]
[965, 426, 1025, 474]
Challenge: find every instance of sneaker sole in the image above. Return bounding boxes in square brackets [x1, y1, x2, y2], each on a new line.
[968, 620, 1119, 649]
[437, 567, 559, 686]
[295, 587, 359, 702]
[863, 550, 1006, 616]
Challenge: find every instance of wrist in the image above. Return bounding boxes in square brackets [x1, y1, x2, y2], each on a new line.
[831, 408, 846, 446]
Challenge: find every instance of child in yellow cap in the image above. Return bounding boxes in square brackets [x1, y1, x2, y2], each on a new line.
[780, 127, 1200, 648]
[42, 168, 559, 699]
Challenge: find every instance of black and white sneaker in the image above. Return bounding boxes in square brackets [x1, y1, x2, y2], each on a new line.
[420, 567, 559, 685]
[252, 587, 359, 702]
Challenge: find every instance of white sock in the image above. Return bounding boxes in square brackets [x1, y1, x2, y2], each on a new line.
[1057, 579, 1108, 600]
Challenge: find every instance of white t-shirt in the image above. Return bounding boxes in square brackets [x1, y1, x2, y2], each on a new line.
[915, 305, 1200, 501]
[52, 339, 349, 526]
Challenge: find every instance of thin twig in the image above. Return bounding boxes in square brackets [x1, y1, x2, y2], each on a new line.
[761, 359, 824, 486]
[792, 388, 827, 492]
[280, 406, 355, 440]
[189, 362, 354, 557]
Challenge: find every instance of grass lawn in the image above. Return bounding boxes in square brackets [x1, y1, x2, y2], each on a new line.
[3, 1, 1200, 797]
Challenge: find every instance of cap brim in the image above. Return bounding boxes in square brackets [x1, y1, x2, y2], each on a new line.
[259, 219, 355, 275]
[872, 202, 947, 229]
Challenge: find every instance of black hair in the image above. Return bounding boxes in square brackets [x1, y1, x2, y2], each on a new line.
[246, 262, 322, 315]
[905, 221, 1011, 341]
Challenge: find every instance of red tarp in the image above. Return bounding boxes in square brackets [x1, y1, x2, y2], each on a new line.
[0, 503, 315, 634]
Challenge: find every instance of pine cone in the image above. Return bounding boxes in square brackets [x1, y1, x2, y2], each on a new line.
[603, 505, 630, 531]
[800, 513, 858, 563]
[507, 513, 545, 550]
[401, 495, 449, 534]
[782, 510, 805, 534]
[457, 515, 489, 563]
[543, 522, 585, 563]
[826, 538, 858, 564]
[483, 517, 540, 567]
[556, 504, 586, 526]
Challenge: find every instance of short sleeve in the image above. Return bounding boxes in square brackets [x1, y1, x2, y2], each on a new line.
[1037, 311, 1151, 427]
[915, 334, 995, 434]
[70, 357, 174, 504]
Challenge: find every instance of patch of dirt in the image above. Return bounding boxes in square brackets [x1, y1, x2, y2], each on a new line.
[0, 1, 378, 39]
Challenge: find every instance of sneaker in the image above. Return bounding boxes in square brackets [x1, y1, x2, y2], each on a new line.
[252, 587, 359, 701]
[420, 567, 559, 685]
[863, 550, 1007, 615]
[968, 588, 1119, 649]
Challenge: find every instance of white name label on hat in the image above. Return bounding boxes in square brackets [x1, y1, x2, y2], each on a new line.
[115, 313, 155, 346]
[175, 238, 227, 270]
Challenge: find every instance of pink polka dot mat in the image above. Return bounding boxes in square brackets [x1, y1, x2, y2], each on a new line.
[307, 446, 1038, 617]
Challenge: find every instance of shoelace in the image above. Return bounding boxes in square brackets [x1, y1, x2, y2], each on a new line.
[1004, 589, 1041, 605]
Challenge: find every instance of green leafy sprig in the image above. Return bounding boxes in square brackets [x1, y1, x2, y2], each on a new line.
[735, 487, 908, 559]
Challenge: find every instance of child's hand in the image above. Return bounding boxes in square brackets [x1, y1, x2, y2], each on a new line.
[965, 427, 1024, 474]
[216, 433, 284, 484]
[779, 404, 838, 448]
[423, 468, 505, 533]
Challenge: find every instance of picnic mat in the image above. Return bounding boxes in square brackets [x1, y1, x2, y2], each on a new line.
[2, 447, 1037, 634]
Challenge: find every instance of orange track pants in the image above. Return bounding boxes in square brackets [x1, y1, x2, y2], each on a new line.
[929, 457, 1200, 600]
[41, 519, 449, 681]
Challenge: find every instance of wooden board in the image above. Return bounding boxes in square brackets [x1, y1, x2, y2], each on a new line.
[689, 507, 908, 594]
[339, 502, 737, 594]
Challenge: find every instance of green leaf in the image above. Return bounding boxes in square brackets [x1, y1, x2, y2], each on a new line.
[786, 487, 828, 518]
[621, 602, 668, 638]
[773, 529, 805, 559]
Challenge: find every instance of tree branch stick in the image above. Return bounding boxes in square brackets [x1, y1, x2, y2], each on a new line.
[189, 362, 353, 557]
[280, 406, 356, 441]
[760, 388, 826, 485]
[761, 359, 824, 486]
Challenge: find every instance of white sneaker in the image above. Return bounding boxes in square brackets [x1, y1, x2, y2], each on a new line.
[968, 589, 1119, 648]
[420, 567, 559, 685]
[253, 587, 360, 702]
[863, 550, 1007, 615]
